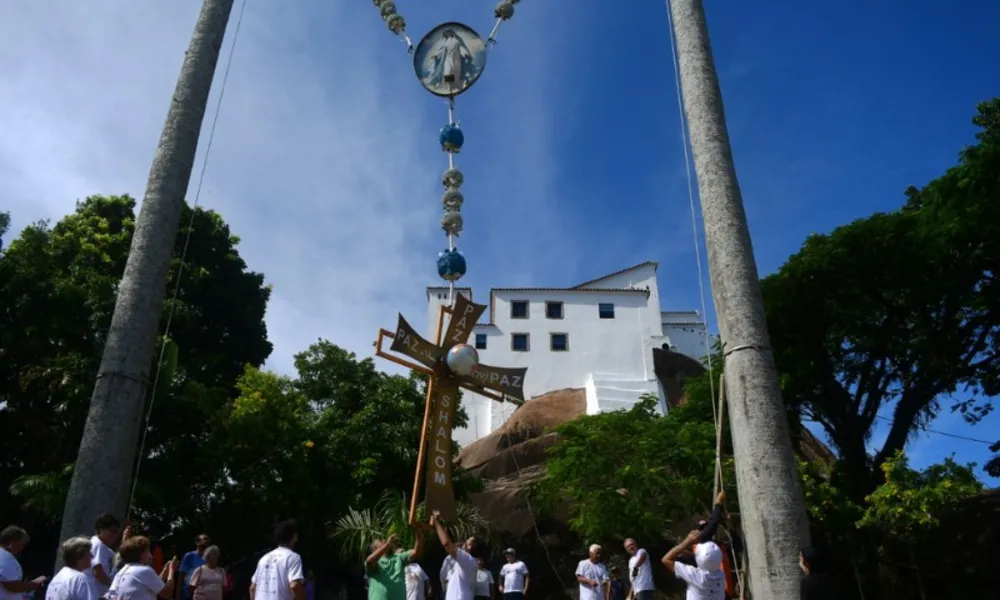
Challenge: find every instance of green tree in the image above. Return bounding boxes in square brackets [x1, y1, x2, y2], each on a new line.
[0, 195, 271, 545]
[0, 211, 9, 250]
[533, 390, 722, 544]
[762, 99, 1000, 500]
[858, 451, 982, 542]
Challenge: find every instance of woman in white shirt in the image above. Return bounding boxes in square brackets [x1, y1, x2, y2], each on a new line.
[45, 537, 93, 600]
[108, 537, 178, 600]
[189, 546, 226, 600]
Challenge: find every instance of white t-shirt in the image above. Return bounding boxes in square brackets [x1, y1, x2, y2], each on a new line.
[86, 537, 115, 600]
[439, 556, 455, 588]
[443, 550, 477, 600]
[628, 549, 653, 593]
[404, 564, 428, 600]
[250, 547, 304, 600]
[473, 570, 493, 597]
[46, 567, 90, 600]
[673, 564, 724, 600]
[574, 560, 608, 600]
[0, 548, 24, 600]
[498, 562, 528, 594]
[108, 564, 165, 600]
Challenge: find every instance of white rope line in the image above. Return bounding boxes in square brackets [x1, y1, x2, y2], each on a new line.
[664, 0, 716, 413]
[127, 0, 250, 518]
[496, 399, 568, 592]
[664, 3, 746, 595]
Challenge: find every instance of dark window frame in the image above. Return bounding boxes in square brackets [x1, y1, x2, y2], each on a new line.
[550, 332, 569, 352]
[511, 332, 530, 352]
[598, 303, 615, 319]
[510, 300, 530, 319]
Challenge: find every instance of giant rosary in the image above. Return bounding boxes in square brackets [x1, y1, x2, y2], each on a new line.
[370, 0, 529, 523]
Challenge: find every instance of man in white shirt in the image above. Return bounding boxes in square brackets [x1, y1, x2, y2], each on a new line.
[1, 527, 46, 600]
[660, 532, 724, 600]
[403, 563, 430, 600]
[574, 545, 608, 600]
[86, 514, 123, 600]
[429, 511, 482, 600]
[623, 539, 653, 600]
[250, 520, 305, 600]
[497, 549, 528, 600]
[438, 556, 454, 591]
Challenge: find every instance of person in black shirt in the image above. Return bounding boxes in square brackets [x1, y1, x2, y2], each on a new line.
[799, 547, 837, 600]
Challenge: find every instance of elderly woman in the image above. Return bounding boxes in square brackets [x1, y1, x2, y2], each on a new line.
[189, 546, 226, 600]
[108, 536, 178, 600]
[45, 537, 92, 600]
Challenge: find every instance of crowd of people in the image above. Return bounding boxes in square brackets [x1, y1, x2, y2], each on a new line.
[2, 495, 834, 600]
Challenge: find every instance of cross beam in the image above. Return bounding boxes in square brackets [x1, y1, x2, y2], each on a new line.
[373, 293, 527, 523]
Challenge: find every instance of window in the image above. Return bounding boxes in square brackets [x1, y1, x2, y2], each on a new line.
[511, 333, 529, 352]
[550, 333, 569, 352]
[545, 301, 564, 319]
[599, 303, 615, 319]
[511, 301, 529, 319]
[474, 333, 487, 350]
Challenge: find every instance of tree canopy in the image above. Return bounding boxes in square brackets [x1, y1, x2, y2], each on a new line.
[533, 387, 725, 544]
[1, 196, 468, 582]
[762, 99, 1000, 499]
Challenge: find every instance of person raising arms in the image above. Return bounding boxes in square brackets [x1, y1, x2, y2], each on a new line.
[429, 511, 483, 600]
[365, 528, 424, 600]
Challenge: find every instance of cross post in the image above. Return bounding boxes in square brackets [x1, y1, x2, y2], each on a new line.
[374, 293, 527, 523]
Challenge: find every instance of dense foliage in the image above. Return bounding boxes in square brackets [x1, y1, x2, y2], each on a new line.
[532, 385, 731, 545]
[0, 196, 469, 588]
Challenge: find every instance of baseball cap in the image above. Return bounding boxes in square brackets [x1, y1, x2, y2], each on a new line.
[504, 547, 516, 555]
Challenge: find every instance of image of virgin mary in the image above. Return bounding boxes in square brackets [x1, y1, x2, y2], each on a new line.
[422, 29, 475, 95]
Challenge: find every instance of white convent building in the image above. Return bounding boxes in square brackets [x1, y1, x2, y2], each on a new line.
[426, 261, 708, 445]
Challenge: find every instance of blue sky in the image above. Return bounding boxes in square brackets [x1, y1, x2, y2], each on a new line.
[1, 0, 997, 477]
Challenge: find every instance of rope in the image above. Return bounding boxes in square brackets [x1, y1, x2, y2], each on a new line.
[496, 400, 569, 592]
[664, 0, 716, 422]
[663, 5, 747, 594]
[127, 0, 250, 519]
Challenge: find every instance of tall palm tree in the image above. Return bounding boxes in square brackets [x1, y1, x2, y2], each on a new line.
[332, 491, 493, 563]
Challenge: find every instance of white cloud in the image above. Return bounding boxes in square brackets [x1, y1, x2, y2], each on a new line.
[0, 0, 565, 375]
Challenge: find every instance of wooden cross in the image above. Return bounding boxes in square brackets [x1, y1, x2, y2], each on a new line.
[374, 293, 528, 523]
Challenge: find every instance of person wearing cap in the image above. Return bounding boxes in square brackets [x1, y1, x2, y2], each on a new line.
[660, 531, 724, 600]
[497, 549, 528, 600]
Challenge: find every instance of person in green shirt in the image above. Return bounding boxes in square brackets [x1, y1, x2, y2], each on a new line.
[366, 529, 425, 600]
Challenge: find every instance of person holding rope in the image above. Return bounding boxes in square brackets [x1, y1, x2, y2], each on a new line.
[660, 531, 724, 600]
[687, 492, 735, 599]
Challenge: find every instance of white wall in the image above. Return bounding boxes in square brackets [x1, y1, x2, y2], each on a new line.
[661, 310, 710, 359]
[428, 263, 709, 446]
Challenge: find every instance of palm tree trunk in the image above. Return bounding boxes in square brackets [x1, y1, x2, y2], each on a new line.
[57, 0, 235, 557]
[666, 0, 811, 597]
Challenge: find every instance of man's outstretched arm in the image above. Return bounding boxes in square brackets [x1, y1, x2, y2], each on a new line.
[431, 511, 457, 558]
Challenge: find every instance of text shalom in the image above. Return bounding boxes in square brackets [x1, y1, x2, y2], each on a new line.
[430, 392, 453, 486]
